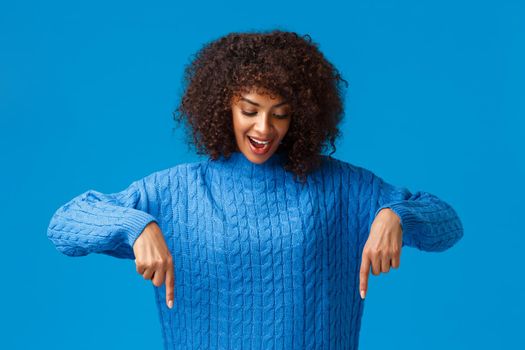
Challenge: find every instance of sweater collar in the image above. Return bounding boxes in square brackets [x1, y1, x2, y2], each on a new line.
[208, 150, 286, 176]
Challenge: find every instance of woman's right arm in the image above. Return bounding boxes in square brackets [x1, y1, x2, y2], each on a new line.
[47, 178, 158, 259]
[47, 174, 175, 308]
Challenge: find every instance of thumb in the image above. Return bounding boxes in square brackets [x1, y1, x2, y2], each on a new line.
[359, 254, 370, 299]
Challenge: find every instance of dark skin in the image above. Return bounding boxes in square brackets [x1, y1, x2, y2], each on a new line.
[231, 88, 292, 164]
[359, 208, 403, 299]
[133, 222, 174, 308]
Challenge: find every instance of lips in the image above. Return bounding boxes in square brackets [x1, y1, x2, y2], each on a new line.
[247, 135, 272, 154]
[248, 136, 272, 144]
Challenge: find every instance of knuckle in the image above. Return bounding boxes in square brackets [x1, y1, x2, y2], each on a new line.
[141, 261, 155, 270]
[160, 258, 170, 268]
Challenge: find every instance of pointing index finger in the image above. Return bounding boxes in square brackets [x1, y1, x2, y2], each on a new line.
[165, 258, 175, 309]
[359, 254, 370, 299]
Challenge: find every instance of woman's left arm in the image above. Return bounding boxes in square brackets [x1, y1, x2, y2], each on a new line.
[359, 171, 464, 299]
[371, 174, 464, 252]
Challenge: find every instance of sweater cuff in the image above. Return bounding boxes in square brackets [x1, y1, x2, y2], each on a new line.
[119, 210, 158, 249]
[374, 203, 419, 247]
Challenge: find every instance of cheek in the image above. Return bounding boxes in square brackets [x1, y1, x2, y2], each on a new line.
[278, 121, 291, 138]
[233, 127, 245, 141]
[233, 125, 251, 144]
[231, 112, 245, 137]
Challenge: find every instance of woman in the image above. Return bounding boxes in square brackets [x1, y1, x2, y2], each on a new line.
[47, 29, 464, 349]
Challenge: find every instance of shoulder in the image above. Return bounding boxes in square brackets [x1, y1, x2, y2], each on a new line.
[134, 158, 208, 187]
[320, 155, 377, 182]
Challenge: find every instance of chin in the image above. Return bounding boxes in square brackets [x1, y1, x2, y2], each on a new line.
[250, 155, 271, 164]
[242, 149, 273, 164]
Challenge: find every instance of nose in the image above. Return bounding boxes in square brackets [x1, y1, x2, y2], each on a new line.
[253, 113, 272, 136]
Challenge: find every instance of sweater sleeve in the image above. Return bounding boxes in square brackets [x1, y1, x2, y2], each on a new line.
[370, 172, 464, 252]
[47, 178, 159, 259]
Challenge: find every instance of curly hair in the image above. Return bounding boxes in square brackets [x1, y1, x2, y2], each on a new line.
[173, 28, 349, 184]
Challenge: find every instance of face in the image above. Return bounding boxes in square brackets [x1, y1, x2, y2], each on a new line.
[231, 88, 292, 164]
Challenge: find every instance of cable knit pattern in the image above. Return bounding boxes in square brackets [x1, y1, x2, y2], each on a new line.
[47, 151, 464, 350]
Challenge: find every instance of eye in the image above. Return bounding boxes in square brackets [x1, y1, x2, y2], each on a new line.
[241, 110, 290, 119]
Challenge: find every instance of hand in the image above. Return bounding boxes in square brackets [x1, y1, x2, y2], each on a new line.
[359, 208, 403, 300]
[133, 221, 175, 309]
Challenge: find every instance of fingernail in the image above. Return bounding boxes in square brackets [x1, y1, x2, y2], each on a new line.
[168, 300, 173, 309]
[360, 290, 365, 299]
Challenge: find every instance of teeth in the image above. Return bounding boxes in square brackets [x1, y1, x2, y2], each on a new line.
[249, 136, 271, 145]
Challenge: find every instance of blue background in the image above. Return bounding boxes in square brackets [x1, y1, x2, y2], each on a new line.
[1, 0, 523, 349]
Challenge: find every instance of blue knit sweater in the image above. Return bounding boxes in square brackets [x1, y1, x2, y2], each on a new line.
[47, 151, 463, 350]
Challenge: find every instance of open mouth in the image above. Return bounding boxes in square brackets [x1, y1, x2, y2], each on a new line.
[247, 136, 272, 154]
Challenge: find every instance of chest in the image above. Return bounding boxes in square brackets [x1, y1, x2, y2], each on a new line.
[166, 175, 359, 265]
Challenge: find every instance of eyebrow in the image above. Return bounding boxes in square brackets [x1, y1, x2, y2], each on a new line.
[239, 97, 290, 108]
